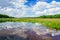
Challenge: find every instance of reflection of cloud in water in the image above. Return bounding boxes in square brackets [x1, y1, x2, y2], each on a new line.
[0, 22, 60, 36]
[0, 22, 60, 40]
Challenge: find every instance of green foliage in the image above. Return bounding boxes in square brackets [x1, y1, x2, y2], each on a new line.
[0, 14, 14, 18]
[0, 14, 60, 30]
[0, 18, 60, 30]
[39, 14, 60, 18]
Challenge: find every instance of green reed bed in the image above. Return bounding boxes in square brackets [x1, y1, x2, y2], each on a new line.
[0, 18, 60, 30]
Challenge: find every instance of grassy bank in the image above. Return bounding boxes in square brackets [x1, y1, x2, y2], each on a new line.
[0, 18, 60, 30]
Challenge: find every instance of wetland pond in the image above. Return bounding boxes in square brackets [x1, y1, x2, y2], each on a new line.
[0, 22, 60, 40]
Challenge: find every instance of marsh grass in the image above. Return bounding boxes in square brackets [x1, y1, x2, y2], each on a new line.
[0, 18, 60, 30]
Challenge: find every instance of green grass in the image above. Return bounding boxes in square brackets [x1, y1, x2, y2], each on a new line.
[0, 18, 60, 30]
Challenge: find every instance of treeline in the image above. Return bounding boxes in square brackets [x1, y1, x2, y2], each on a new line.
[39, 14, 60, 18]
[0, 14, 14, 18]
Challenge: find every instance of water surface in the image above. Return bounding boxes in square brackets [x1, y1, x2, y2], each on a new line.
[0, 22, 60, 40]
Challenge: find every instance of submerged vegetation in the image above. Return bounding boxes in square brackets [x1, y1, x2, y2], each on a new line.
[0, 14, 60, 30]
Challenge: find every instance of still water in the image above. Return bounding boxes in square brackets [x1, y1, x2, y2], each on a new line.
[0, 22, 60, 40]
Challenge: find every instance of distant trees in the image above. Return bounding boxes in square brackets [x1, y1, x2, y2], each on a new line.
[0, 14, 14, 18]
[39, 14, 60, 18]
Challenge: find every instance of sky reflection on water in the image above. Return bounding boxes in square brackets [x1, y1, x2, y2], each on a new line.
[0, 22, 60, 40]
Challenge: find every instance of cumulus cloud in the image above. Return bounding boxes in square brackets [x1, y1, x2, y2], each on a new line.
[33, 1, 60, 16]
[0, 0, 60, 17]
[10, 0, 27, 8]
[0, 0, 28, 17]
[0, 0, 14, 8]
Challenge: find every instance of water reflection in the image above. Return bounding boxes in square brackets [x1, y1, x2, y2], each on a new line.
[0, 22, 60, 40]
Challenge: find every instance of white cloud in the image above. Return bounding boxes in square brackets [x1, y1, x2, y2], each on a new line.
[33, 1, 48, 11]
[0, 7, 32, 17]
[0, 0, 60, 17]
[10, 0, 27, 8]
[0, 0, 28, 17]
[33, 1, 60, 16]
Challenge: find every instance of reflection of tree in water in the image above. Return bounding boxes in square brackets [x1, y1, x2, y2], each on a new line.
[0, 35, 30, 40]
[25, 30, 52, 40]
[0, 30, 60, 40]
[0, 22, 60, 40]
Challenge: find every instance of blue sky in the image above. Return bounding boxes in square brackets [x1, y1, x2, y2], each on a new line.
[0, 0, 60, 17]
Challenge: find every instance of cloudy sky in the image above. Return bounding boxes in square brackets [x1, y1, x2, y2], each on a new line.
[0, 0, 60, 17]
